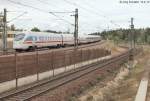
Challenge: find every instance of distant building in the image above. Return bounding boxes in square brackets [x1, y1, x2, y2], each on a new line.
[0, 31, 20, 49]
[0, 31, 19, 41]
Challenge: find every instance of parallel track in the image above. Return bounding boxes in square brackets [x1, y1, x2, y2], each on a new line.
[0, 50, 130, 101]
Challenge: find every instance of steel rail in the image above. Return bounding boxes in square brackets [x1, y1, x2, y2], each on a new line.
[0, 50, 130, 101]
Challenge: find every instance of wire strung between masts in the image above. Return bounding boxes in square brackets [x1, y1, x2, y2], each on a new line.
[7, 0, 74, 26]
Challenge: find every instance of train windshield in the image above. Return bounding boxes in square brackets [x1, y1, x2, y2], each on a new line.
[14, 33, 25, 41]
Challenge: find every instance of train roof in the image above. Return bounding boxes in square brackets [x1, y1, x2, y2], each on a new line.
[14, 32, 101, 38]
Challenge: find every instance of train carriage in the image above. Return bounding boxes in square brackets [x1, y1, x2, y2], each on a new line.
[13, 32, 101, 51]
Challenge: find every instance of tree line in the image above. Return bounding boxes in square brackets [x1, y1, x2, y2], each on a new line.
[90, 28, 150, 44]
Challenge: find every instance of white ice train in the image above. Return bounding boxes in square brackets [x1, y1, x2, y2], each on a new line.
[13, 32, 101, 51]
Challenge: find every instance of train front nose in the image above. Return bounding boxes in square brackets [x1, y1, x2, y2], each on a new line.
[13, 41, 30, 50]
[13, 41, 22, 49]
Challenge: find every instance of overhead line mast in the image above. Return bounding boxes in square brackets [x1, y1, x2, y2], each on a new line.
[2, 8, 7, 52]
[71, 9, 78, 48]
[130, 17, 134, 49]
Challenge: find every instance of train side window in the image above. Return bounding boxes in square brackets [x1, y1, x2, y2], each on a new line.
[25, 36, 33, 41]
[52, 36, 54, 40]
[35, 36, 37, 41]
[33, 36, 37, 41]
[39, 37, 42, 41]
[40, 37, 43, 41]
[53, 36, 55, 40]
[15, 33, 25, 41]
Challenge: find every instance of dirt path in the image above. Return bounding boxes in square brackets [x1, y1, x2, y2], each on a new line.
[145, 59, 150, 101]
[135, 59, 150, 101]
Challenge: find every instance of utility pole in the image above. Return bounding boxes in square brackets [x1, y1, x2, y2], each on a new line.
[0, 13, 3, 33]
[73, 8, 78, 48]
[129, 18, 135, 60]
[130, 17, 134, 49]
[3, 8, 7, 51]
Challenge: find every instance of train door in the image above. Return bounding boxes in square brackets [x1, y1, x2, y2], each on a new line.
[61, 34, 64, 46]
[32, 36, 37, 47]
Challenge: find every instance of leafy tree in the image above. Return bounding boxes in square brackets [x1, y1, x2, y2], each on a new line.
[89, 27, 150, 45]
[45, 30, 57, 33]
[31, 27, 40, 32]
[10, 24, 15, 31]
[145, 28, 150, 43]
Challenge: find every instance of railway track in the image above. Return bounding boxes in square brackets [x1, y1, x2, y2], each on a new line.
[0, 49, 130, 101]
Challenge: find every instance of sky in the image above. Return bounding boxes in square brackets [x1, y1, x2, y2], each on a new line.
[0, 0, 150, 34]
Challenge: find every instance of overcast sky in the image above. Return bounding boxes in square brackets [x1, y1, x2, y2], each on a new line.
[0, 0, 150, 34]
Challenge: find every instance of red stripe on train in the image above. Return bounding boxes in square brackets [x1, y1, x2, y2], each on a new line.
[23, 40, 73, 44]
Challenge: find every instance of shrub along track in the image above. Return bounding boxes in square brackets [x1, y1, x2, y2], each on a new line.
[0, 49, 130, 101]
